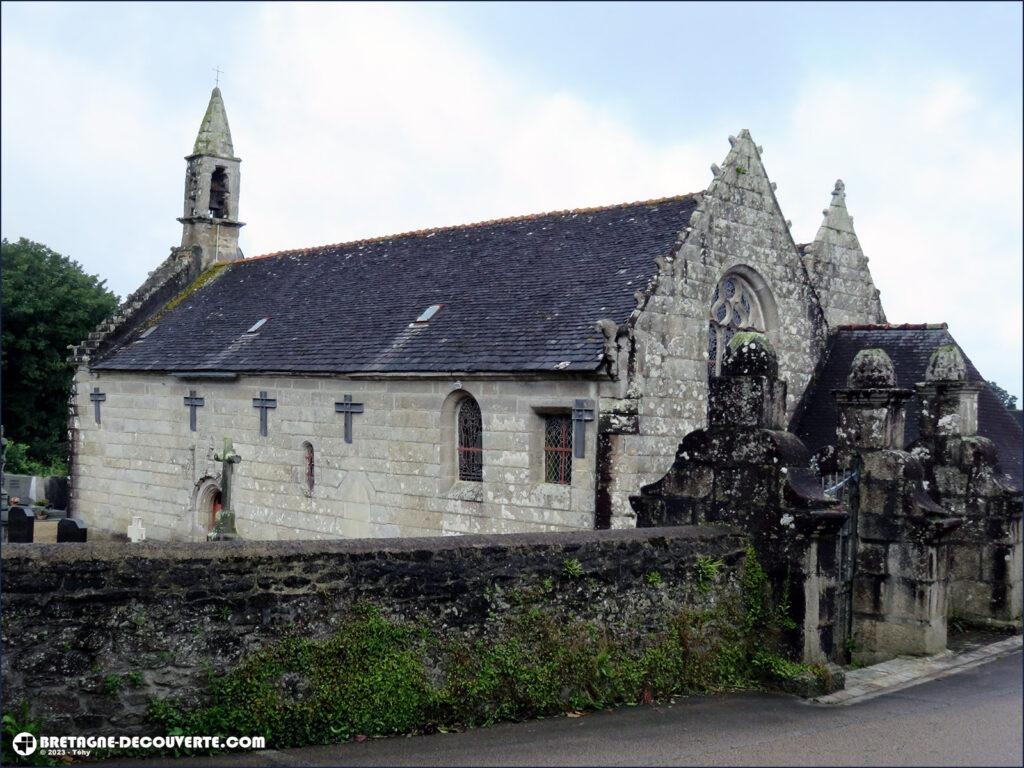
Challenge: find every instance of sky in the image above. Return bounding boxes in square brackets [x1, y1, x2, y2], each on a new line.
[2, 1, 1022, 400]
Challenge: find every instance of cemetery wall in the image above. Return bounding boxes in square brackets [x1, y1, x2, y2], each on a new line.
[1, 525, 748, 736]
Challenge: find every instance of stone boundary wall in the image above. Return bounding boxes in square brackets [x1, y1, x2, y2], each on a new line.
[1, 525, 747, 736]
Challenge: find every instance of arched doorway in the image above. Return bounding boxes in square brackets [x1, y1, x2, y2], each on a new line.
[193, 477, 223, 534]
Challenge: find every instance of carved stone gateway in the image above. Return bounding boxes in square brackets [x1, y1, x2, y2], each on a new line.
[631, 333, 848, 664]
[832, 348, 962, 663]
[910, 345, 1022, 629]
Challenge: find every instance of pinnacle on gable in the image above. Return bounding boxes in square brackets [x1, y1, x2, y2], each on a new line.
[814, 178, 856, 239]
[193, 87, 235, 158]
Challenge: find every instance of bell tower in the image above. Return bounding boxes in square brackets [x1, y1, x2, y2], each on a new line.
[179, 87, 244, 267]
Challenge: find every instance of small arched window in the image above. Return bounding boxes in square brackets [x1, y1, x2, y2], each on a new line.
[303, 441, 315, 494]
[209, 166, 229, 218]
[456, 397, 483, 482]
[708, 272, 767, 377]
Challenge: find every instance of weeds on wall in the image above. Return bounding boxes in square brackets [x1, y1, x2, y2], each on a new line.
[141, 546, 820, 754]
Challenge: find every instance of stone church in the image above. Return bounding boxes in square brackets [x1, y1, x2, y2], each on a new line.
[68, 87, 1020, 575]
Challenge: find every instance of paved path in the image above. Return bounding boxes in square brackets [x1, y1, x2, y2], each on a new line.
[816, 633, 1022, 705]
[99, 651, 1022, 767]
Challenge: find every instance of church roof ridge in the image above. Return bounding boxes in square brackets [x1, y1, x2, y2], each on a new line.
[836, 323, 948, 331]
[244, 192, 703, 262]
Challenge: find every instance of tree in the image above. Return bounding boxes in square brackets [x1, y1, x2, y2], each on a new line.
[987, 381, 1019, 411]
[1, 238, 118, 473]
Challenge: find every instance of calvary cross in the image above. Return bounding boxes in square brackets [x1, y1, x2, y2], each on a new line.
[571, 399, 595, 458]
[183, 390, 205, 432]
[90, 388, 106, 425]
[252, 391, 277, 437]
[334, 394, 364, 443]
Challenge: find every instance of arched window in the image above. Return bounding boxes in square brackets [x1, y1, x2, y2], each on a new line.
[707, 271, 768, 377]
[209, 166, 228, 218]
[457, 397, 483, 482]
[303, 441, 315, 494]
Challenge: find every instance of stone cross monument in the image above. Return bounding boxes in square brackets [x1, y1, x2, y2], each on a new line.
[209, 437, 241, 541]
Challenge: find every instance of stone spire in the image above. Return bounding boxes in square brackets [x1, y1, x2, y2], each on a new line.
[801, 180, 886, 328]
[179, 87, 244, 268]
[193, 87, 235, 159]
[815, 179, 857, 241]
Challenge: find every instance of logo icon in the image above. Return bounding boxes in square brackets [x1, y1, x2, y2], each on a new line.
[12, 732, 37, 757]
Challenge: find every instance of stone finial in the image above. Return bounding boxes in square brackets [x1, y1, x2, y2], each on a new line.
[813, 178, 856, 237]
[924, 344, 967, 382]
[848, 348, 896, 388]
[721, 332, 778, 379]
[193, 87, 235, 158]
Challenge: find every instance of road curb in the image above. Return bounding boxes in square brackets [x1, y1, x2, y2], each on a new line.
[811, 634, 1022, 706]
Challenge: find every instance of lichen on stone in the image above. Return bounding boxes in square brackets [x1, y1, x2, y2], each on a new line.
[924, 344, 967, 383]
[848, 348, 896, 388]
[721, 331, 778, 378]
[143, 262, 229, 329]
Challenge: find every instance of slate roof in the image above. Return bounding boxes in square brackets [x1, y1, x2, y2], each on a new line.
[793, 325, 1024, 489]
[94, 195, 698, 375]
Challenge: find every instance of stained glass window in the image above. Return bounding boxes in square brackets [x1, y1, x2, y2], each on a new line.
[457, 398, 483, 482]
[544, 415, 573, 484]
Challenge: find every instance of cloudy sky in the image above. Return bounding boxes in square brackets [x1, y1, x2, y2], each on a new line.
[2, 2, 1022, 399]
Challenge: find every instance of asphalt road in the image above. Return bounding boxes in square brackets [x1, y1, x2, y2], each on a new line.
[100, 651, 1022, 767]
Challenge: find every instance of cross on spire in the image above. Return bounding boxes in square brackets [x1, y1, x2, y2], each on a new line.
[183, 390, 205, 432]
[213, 65, 223, 87]
[334, 394, 365, 444]
[252, 391, 277, 437]
[90, 388, 107, 425]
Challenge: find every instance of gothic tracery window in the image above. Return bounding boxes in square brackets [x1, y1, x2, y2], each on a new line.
[457, 397, 483, 482]
[707, 272, 766, 376]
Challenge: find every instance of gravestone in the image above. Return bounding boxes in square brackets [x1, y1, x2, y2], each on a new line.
[42, 476, 70, 511]
[127, 515, 146, 543]
[57, 518, 88, 543]
[8, 507, 34, 543]
[4, 474, 36, 505]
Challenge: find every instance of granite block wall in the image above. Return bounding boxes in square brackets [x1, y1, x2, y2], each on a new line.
[70, 370, 603, 541]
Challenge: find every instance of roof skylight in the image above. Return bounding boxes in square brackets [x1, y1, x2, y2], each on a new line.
[413, 304, 442, 323]
[246, 318, 269, 334]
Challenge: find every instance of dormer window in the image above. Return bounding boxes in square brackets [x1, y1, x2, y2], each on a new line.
[209, 166, 228, 218]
